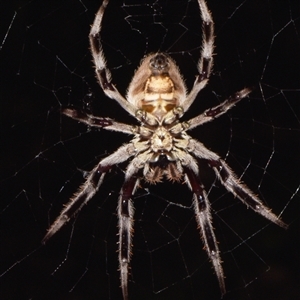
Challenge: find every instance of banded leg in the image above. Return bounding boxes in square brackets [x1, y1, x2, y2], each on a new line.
[208, 159, 288, 229]
[185, 167, 226, 296]
[183, 0, 215, 112]
[42, 143, 136, 243]
[187, 138, 288, 229]
[118, 158, 144, 300]
[187, 88, 251, 130]
[62, 108, 134, 134]
[89, 0, 136, 117]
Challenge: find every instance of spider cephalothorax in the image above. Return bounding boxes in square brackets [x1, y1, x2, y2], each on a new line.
[43, 1, 287, 299]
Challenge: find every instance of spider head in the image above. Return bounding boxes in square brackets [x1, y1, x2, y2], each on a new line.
[149, 54, 170, 75]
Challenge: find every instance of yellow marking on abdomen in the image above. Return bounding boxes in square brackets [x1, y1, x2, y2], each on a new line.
[140, 75, 178, 119]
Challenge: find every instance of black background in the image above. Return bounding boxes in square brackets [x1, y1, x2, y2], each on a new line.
[1, 0, 299, 299]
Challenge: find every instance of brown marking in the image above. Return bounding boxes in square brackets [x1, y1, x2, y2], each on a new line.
[140, 75, 178, 119]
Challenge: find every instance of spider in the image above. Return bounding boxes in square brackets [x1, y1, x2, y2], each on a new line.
[42, 0, 288, 299]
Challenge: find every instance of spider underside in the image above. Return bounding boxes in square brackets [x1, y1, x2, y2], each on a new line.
[43, 0, 288, 299]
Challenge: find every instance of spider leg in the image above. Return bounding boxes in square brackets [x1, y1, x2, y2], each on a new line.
[188, 138, 288, 229]
[187, 88, 251, 130]
[182, 0, 214, 112]
[118, 173, 139, 300]
[42, 143, 136, 243]
[117, 155, 153, 300]
[62, 108, 134, 135]
[185, 166, 226, 296]
[89, 0, 137, 117]
[208, 159, 288, 229]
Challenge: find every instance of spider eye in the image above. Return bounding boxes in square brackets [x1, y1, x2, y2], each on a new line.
[150, 54, 169, 74]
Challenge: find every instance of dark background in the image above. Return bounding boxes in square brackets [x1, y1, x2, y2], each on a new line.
[1, 0, 299, 299]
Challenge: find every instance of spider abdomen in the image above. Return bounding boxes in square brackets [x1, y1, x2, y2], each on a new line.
[141, 75, 177, 118]
[127, 53, 187, 122]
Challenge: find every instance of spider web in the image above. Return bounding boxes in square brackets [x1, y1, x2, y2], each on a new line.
[1, 0, 299, 299]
